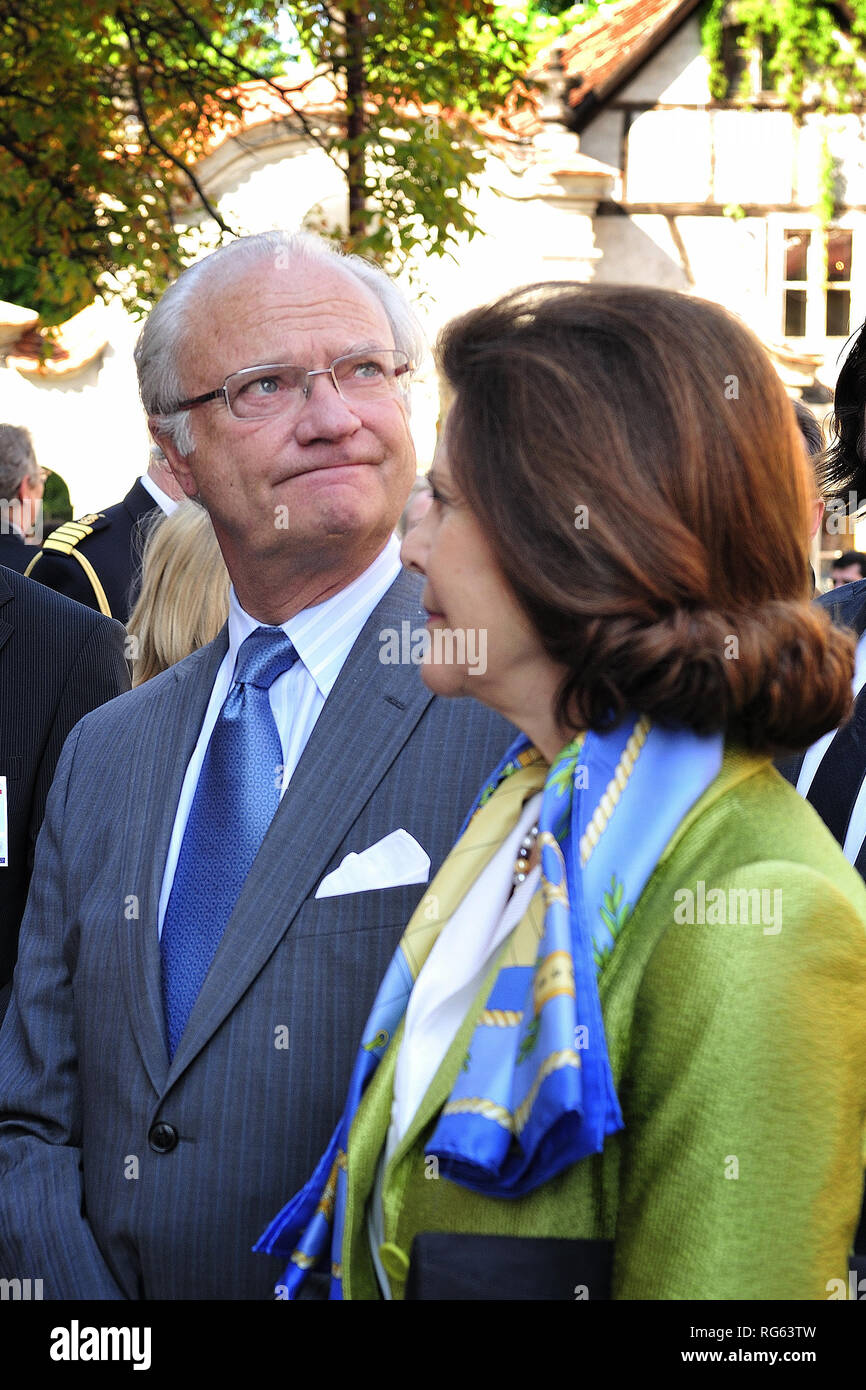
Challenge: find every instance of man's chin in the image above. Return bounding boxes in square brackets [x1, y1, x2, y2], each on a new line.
[278, 516, 399, 565]
[306, 500, 398, 545]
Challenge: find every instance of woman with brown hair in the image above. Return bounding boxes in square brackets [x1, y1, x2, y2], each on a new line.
[258, 284, 866, 1300]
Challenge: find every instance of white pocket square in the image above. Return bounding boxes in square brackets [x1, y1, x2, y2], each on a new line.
[315, 829, 430, 898]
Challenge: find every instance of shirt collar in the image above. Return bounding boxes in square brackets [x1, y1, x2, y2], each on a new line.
[226, 535, 402, 700]
[139, 471, 179, 516]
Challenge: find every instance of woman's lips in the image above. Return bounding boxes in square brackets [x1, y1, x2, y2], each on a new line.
[422, 590, 444, 623]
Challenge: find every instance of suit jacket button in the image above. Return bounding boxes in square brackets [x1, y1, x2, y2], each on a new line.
[148, 1122, 178, 1154]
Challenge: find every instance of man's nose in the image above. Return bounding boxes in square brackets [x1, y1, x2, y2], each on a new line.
[293, 370, 361, 442]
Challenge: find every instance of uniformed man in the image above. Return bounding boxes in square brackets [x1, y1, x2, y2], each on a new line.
[24, 446, 185, 621]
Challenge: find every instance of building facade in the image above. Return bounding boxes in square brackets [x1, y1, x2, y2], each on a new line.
[2, 0, 864, 582]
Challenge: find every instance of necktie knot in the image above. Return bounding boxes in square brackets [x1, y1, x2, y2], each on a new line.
[233, 626, 297, 691]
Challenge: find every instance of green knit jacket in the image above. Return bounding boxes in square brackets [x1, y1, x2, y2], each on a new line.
[341, 749, 866, 1300]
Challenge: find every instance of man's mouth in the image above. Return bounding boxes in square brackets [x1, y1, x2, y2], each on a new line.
[282, 459, 372, 481]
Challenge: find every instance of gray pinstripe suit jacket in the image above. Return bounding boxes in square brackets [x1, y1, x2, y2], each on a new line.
[0, 569, 515, 1299]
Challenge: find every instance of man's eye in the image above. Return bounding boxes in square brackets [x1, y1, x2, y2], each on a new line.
[351, 358, 386, 379]
[235, 373, 285, 400]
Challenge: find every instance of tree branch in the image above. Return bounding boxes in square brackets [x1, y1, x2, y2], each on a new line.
[160, 0, 346, 172]
[0, 85, 59, 109]
[119, 15, 236, 235]
[0, 126, 83, 204]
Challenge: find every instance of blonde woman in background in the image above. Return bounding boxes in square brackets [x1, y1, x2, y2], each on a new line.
[127, 500, 230, 685]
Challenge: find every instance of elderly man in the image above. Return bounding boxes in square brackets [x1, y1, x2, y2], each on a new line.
[0, 231, 514, 1300]
[0, 425, 44, 571]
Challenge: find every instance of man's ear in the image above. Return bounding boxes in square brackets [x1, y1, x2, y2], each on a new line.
[148, 420, 198, 500]
[17, 473, 41, 534]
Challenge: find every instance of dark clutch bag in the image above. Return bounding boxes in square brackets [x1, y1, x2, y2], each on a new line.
[405, 1232, 613, 1301]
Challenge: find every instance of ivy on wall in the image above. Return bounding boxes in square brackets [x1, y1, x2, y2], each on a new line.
[701, 1, 866, 222]
[701, 0, 866, 113]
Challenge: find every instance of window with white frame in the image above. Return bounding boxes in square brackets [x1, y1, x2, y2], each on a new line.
[781, 226, 853, 340]
[826, 228, 853, 336]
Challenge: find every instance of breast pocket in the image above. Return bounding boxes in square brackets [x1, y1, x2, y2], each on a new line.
[0, 754, 25, 781]
[291, 881, 431, 939]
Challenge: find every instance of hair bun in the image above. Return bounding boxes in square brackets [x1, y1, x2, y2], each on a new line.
[570, 601, 855, 754]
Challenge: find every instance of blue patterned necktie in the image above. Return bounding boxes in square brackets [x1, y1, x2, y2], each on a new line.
[161, 626, 298, 1058]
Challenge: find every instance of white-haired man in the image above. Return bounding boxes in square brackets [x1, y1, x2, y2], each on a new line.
[0, 232, 515, 1299]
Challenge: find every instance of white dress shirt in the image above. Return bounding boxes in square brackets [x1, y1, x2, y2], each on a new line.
[157, 536, 401, 934]
[138, 472, 180, 516]
[796, 629, 866, 864]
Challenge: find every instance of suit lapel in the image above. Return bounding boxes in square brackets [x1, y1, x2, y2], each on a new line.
[0, 570, 13, 661]
[167, 571, 435, 1081]
[118, 628, 229, 1094]
[778, 584, 866, 789]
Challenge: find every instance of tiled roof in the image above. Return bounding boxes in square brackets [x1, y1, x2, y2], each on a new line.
[543, 0, 700, 122]
[200, 71, 344, 156]
[0, 299, 38, 352]
[6, 303, 106, 376]
[200, 70, 617, 181]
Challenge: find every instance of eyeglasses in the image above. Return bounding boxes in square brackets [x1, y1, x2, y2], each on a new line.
[172, 349, 412, 420]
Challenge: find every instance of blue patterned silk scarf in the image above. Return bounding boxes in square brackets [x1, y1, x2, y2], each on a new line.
[256, 717, 723, 1298]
